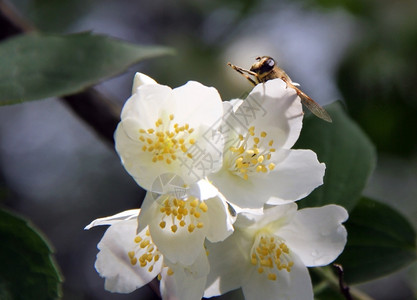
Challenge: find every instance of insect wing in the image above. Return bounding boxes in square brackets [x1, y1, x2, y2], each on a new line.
[297, 88, 332, 123]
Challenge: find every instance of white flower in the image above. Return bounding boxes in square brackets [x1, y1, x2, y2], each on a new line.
[85, 209, 209, 300]
[137, 179, 235, 266]
[204, 203, 348, 300]
[208, 79, 325, 210]
[115, 73, 224, 191]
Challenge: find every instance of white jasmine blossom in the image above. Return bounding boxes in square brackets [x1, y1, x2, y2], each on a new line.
[209, 78, 326, 210]
[85, 210, 209, 300]
[137, 179, 235, 266]
[115, 73, 224, 191]
[204, 203, 348, 300]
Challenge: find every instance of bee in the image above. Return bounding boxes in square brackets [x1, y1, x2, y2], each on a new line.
[228, 56, 332, 123]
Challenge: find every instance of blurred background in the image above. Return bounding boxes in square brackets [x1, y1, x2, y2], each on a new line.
[0, 0, 416, 299]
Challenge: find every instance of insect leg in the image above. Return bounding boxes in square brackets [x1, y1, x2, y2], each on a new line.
[227, 62, 258, 86]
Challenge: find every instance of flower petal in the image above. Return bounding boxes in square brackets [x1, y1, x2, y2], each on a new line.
[204, 233, 252, 297]
[236, 203, 297, 231]
[188, 179, 219, 201]
[279, 205, 348, 267]
[114, 121, 163, 189]
[204, 194, 235, 243]
[84, 209, 139, 230]
[239, 78, 303, 149]
[132, 72, 157, 94]
[171, 81, 223, 130]
[161, 269, 206, 300]
[94, 220, 160, 293]
[241, 252, 313, 300]
[137, 192, 155, 233]
[120, 83, 172, 123]
[223, 98, 243, 114]
[209, 167, 266, 210]
[161, 251, 209, 300]
[262, 149, 326, 205]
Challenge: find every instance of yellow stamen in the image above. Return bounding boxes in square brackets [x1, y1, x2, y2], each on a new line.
[228, 126, 277, 180]
[137, 114, 196, 165]
[250, 232, 294, 281]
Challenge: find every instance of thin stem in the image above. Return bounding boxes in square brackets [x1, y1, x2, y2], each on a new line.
[334, 263, 353, 300]
[313, 266, 374, 300]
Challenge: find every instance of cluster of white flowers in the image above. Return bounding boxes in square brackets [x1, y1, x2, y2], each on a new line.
[85, 73, 348, 300]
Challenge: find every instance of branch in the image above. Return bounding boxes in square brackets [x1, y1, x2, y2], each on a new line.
[62, 90, 121, 147]
[333, 263, 353, 300]
[313, 266, 374, 300]
[0, 0, 121, 146]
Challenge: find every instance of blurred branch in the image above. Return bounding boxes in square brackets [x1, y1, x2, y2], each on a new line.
[0, 0, 121, 147]
[313, 266, 374, 300]
[333, 264, 353, 300]
[62, 90, 121, 146]
[0, 0, 35, 34]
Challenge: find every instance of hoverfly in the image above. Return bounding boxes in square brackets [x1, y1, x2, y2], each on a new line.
[228, 56, 332, 123]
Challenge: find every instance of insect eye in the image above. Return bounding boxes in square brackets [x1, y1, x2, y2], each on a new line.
[257, 58, 275, 74]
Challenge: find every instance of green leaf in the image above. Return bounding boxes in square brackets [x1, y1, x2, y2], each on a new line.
[314, 287, 346, 300]
[11, 0, 93, 33]
[0, 32, 174, 105]
[295, 101, 376, 211]
[0, 209, 62, 299]
[336, 197, 417, 284]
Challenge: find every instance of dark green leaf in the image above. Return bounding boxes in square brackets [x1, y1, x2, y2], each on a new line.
[309, 0, 373, 16]
[11, 0, 93, 33]
[314, 287, 345, 300]
[0, 209, 62, 299]
[336, 197, 417, 284]
[0, 32, 174, 105]
[337, 19, 417, 157]
[295, 101, 376, 211]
